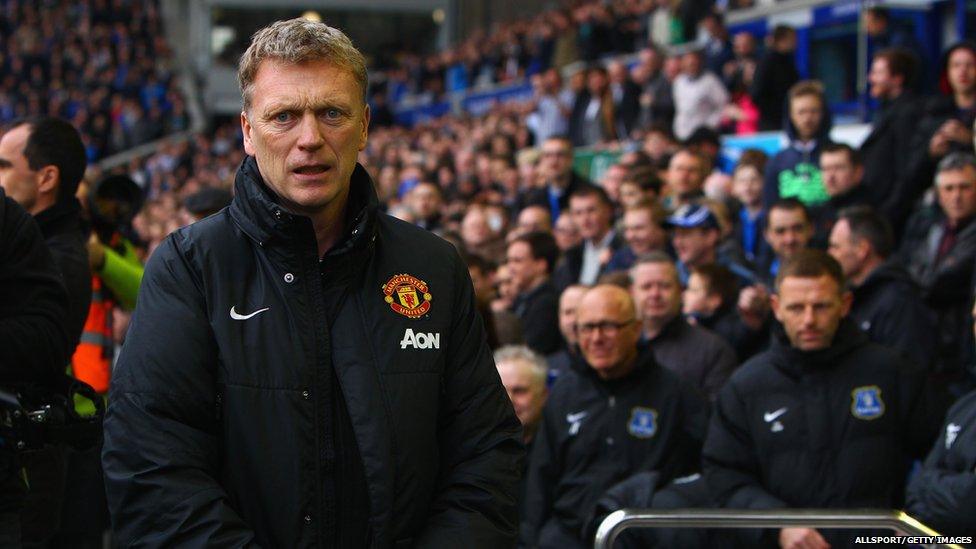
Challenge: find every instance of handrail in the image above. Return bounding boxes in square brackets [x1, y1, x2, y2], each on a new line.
[593, 508, 964, 549]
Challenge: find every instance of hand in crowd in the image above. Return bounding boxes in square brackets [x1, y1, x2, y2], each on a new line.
[737, 284, 771, 330]
[779, 527, 831, 549]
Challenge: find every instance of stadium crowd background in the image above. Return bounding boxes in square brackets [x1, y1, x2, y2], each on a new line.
[3, 0, 976, 545]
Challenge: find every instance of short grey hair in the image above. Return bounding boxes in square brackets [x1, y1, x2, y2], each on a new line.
[936, 152, 976, 185]
[238, 18, 368, 111]
[494, 345, 548, 387]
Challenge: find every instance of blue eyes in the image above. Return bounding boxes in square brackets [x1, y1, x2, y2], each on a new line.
[275, 112, 291, 123]
[273, 110, 342, 123]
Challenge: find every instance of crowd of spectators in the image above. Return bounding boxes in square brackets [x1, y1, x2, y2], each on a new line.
[11, 1, 975, 545]
[0, 0, 189, 162]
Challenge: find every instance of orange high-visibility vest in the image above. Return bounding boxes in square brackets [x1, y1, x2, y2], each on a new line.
[71, 275, 113, 393]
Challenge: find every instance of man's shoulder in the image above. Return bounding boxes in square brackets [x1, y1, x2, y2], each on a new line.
[376, 213, 458, 258]
[726, 350, 781, 390]
[676, 320, 735, 353]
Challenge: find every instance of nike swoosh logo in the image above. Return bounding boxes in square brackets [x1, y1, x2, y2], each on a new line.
[230, 306, 270, 320]
[763, 407, 788, 422]
[566, 411, 588, 423]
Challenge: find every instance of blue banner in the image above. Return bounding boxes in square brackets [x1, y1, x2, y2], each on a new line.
[461, 83, 534, 117]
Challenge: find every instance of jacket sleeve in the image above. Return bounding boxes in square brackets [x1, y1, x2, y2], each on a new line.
[702, 335, 738, 401]
[97, 241, 144, 311]
[702, 379, 787, 510]
[0, 196, 70, 382]
[906, 400, 976, 535]
[101, 234, 258, 548]
[414, 253, 524, 548]
[520, 398, 561, 547]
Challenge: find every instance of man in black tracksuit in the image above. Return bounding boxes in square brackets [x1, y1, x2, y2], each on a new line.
[906, 387, 976, 537]
[703, 250, 940, 549]
[521, 285, 708, 548]
[102, 19, 522, 548]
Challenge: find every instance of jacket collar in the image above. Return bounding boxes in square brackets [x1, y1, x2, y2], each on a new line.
[229, 155, 379, 257]
[769, 318, 867, 377]
[34, 197, 85, 240]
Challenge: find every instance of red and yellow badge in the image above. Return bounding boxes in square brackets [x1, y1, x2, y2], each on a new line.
[382, 273, 432, 318]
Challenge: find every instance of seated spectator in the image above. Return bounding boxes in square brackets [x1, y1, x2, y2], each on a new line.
[553, 211, 581, 252]
[663, 148, 707, 211]
[553, 185, 624, 291]
[599, 163, 628, 208]
[466, 253, 501, 350]
[631, 253, 738, 400]
[814, 143, 874, 242]
[569, 66, 615, 147]
[522, 136, 591, 221]
[511, 204, 553, 242]
[495, 345, 549, 447]
[666, 203, 756, 287]
[906, 303, 976, 536]
[547, 284, 589, 381]
[751, 25, 799, 132]
[756, 198, 815, 286]
[521, 285, 708, 548]
[618, 166, 663, 211]
[901, 153, 976, 382]
[902, 42, 976, 225]
[461, 204, 506, 263]
[491, 263, 525, 347]
[703, 250, 939, 549]
[607, 203, 667, 273]
[860, 48, 921, 225]
[507, 232, 562, 355]
[406, 181, 444, 232]
[829, 206, 936, 369]
[730, 150, 768, 263]
[684, 263, 768, 361]
[762, 80, 833, 209]
[672, 47, 729, 141]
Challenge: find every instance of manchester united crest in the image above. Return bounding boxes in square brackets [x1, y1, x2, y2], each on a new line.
[382, 274, 432, 318]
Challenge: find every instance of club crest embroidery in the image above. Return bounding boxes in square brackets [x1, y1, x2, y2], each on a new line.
[382, 274, 432, 318]
[628, 407, 658, 439]
[851, 385, 885, 420]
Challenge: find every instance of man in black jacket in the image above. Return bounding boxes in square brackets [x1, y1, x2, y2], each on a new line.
[0, 187, 71, 545]
[521, 135, 591, 221]
[751, 25, 799, 132]
[0, 116, 90, 352]
[552, 185, 625, 292]
[521, 285, 708, 548]
[102, 19, 522, 548]
[859, 48, 921, 225]
[703, 250, 939, 549]
[828, 206, 936, 369]
[507, 231, 562, 355]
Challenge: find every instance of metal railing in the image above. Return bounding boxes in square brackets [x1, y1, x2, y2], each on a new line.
[593, 509, 964, 549]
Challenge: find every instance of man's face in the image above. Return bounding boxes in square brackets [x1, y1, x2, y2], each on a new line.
[553, 214, 581, 251]
[671, 226, 716, 267]
[619, 182, 647, 210]
[820, 150, 863, 197]
[681, 52, 703, 76]
[733, 32, 755, 57]
[241, 59, 369, 219]
[827, 219, 862, 280]
[600, 165, 626, 203]
[682, 272, 715, 315]
[936, 166, 976, 226]
[516, 206, 551, 234]
[772, 275, 851, 351]
[495, 265, 517, 300]
[577, 288, 640, 379]
[408, 183, 442, 220]
[559, 285, 588, 345]
[868, 57, 898, 99]
[948, 48, 976, 96]
[623, 209, 665, 255]
[0, 124, 42, 213]
[496, 360, 547, 432]
[569, 194, 612, 241]
[789, 94, 823, 141]
[539, 139, 573, 184]
[668, 151, 704, 196]
[506, 240, 547, 294]
[631, 262, 682, 325]
[766, 207, 812, 260]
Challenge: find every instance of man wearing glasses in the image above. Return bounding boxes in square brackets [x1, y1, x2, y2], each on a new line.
[521, 284, 709, 548]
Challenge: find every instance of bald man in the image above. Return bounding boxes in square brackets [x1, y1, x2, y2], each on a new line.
[521, 285, 709, 549]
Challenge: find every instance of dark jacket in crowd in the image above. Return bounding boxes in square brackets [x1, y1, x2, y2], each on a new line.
[762, 106, 834, 209]
[696, 305, 769, 363]
[646, 316, 739, 401]
[520, 173, 593, 221]
[750, 50, 799, 132]
[103, 157, 523, 548]
[703, 321, 940, 548]
[0, 187, 70, 384]
[611, 78, 642, 139]
[906, 389, 976, 537]
[512, 280, 562, 355]
[899, 42, 976, 224]
[848, 260, 938, 370]
[811, 182, 876, 247]
[859, 91, 922, 225]
[34, 197, 91, 353]
[900, 207, 976, 377]
[521, 351, 709, 549]
[552, 230, 626, 293]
